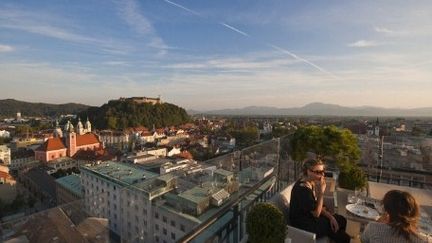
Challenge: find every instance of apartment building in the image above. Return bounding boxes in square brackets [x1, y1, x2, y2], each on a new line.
[80, 160, 242, 242]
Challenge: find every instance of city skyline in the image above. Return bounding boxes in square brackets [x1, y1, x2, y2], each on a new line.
[1, 0, 432, 110]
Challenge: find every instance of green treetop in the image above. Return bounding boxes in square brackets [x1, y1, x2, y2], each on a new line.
[290, 125, 366, 189]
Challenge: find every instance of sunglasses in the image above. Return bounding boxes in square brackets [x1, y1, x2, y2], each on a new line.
[309, 169, 325, 175]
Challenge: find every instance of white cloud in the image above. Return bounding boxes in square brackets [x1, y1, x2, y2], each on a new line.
[117, 0, 153, 35]
[374, 26, 396, 34]
[0, 8, 131, 54]
[116, 0, 170, 54]
[348, 40, 379, 48]
[0, 44, 14, 52]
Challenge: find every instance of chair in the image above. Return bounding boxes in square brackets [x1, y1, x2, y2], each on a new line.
[269, 184, 331, 243]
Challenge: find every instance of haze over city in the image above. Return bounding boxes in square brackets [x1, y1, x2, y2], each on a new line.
[1, 0, 432, 110]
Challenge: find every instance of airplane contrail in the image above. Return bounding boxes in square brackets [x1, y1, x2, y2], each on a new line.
[267, 44, 340, 79]
[220, 22, 250, 37]
[162, 0, 339, 80]
[163, 0, 200, 16]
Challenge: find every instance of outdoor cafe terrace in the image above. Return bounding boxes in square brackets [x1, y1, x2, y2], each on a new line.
[1, 136, 432, 243]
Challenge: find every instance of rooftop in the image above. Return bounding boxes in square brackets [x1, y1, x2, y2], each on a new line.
[35, 137, 66, 151]
[178, 185, 212, 204]
[76, 133, 100, 146]
[55, 174, 82, 197]
[81, 161, 158, 186]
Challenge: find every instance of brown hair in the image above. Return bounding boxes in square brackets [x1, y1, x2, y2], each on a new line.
[382, 190, 420, 240]
[302, 158, 324, 176]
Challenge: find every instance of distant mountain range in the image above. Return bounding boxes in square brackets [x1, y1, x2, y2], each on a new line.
[189, 102, 432, 117]
[0, 99, 91, 117]
[2, 99, 432, 118]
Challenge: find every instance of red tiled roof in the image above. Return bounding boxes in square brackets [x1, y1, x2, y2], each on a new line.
[0, 171, 11, 180]
[36, 137, 66, 151]
[141, 131, 153, 136]
[76, 133, 100, 146]
[134, 126, 149, 132]
[156, 128, 165, 134]
[176, 150, 193, 160]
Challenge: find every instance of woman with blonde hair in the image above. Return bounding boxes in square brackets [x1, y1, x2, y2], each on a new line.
[361, 190, 431, 243]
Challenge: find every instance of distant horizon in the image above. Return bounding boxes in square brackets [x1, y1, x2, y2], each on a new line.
[1, 1, 431, 110]
[3, 98, 432, 111]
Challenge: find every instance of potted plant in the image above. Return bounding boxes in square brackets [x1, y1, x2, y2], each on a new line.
[246, 203, 286, 243]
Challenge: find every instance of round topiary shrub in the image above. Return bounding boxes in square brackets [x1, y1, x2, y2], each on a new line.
[246, 203, 286, 243]
[338, 165, 367, 190]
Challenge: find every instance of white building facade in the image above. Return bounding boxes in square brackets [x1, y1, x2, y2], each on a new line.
[80, 162, 197, 243]
[0, 145, 11, 165]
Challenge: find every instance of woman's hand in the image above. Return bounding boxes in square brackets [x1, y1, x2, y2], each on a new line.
[318, 176, 326, 195]
[329, 215, 339, 232]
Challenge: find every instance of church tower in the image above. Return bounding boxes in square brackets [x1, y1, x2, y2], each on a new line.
[77, 118, 84, 135]
[64, 121, 77, 156]
[66, 130, 77, 157]
[374, 117, 380, 136]
[54, 120, 63, 138]
[85, 117, 92, 133]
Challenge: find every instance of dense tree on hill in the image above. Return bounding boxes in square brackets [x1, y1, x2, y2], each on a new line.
[0, 99, 89, 117]
[81, 100, 191, 130]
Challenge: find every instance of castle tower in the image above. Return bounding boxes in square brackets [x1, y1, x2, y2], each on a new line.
[77, 118, 84, 135]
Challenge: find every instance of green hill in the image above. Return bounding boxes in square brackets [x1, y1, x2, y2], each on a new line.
[0, 99, 90, 117]
[81, 99, 191, 130]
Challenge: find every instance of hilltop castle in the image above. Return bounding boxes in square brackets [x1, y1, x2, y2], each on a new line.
[118, 96, 162, 105]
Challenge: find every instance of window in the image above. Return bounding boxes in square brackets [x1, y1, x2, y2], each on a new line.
[180, 224, 185, 232]
[170, 220, 175, 227]
[155, 212, 159, 219]
[171, 233, 176, 240]
[163, 228, 167, 235]
[162, 216, 167, 223]
[155, 224, 159, 231]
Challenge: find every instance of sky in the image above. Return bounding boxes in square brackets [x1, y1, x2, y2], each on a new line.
[1, 0, 432, 110]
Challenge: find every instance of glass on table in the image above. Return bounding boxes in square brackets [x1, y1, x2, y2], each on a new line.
[347, 193, 358, 204]
[373, 200, 384, 214]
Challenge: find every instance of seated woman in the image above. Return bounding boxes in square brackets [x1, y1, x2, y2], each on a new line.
[361, 190, 431, 243]
[289, 158, 351, 243]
